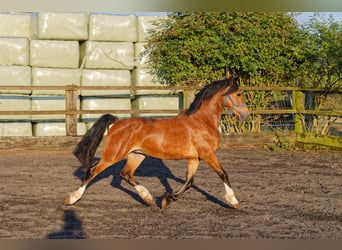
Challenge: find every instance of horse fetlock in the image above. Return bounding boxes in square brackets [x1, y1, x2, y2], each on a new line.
[223, 183, 240, 209]
[135, 185, 154, 205]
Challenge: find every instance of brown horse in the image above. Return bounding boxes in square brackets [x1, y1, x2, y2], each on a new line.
[65, 77, 250, 209]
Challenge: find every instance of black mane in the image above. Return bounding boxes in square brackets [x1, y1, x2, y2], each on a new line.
[185, 78, 238, 116]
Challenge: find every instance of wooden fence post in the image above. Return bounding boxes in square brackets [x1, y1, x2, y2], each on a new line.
[294, 89, 305, 134]
[184, 90, 196, 109]
[65, 85, 78, 136]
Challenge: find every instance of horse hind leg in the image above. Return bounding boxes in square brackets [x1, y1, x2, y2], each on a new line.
[65, 158, 113, 205]
[120, 153, 154, 206]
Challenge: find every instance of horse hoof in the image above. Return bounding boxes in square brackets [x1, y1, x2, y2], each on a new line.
[231, 203, 241, 210]
[64, 191, 82, 205]
[161, 197, 169, 209]
[161, 193, 176, 208]
[143, 197, 154, 206]
[64, 196, 73, 205]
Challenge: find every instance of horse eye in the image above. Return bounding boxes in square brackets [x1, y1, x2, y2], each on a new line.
[236, 93, 241, 97]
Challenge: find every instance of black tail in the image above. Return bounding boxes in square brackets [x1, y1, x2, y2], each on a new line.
[73, 114, 118, 170]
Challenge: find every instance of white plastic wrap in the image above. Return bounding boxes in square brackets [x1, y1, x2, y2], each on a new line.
[33, 122, 86, 136]
[32, 68, 81, 95]
[81, 69, 131, 96]
[80, 41, 134, 69]
[0, 95, 31, 120]
[89, 14, 137, 42]
[137, 16, 165, 41]
[134, 42, 149, 69]
[0, 13, 36, 38]
[81, 97, 131, 121]
[0, 37, 29, 66]
[0, 66, 31, 95]
[38, 12, 88, 40]
[30, 39, 80, 68]
[132, 95, 180, 117]
[0, 122, 32, 136]
[131, 69, 169, 95]
[31, 95, 80, 121]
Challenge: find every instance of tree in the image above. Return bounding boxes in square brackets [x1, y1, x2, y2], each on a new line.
[145, 12, 303, 87]
[298, 13, 342, 89]
[297, 14, 342, 135]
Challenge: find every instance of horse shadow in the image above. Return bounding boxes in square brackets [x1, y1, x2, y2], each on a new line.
[73, 157, 230, 209]
[46, 209, 86, 239]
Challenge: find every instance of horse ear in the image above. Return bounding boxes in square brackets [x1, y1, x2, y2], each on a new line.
[228, 76, 234, 86]
[234, 77, 240, 86]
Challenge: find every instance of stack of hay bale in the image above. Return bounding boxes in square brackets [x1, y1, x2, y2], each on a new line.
[132, 15, 181, 118]
[30, 13, 86, 136]
[0, 13, 33, 136]
[0, 12, 179, 137]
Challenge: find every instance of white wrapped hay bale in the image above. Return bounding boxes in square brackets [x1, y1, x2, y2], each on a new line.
[137, 16, 165, 41]
[131, 69, 169, 95]
[132, 95, 180, 118]
[0, 37, 29, 66]
[38, 12, 88, 40]
[0, 66, 31, 95]
[0, 95, 31, 120]
[30, 39, 79, 68]
[32, 67, 81, 95]
[31, 95, 80, 121]
[89, 14, 137, 42]
[0, 13, 36, 38]
[134, 42, 150, 68]
[81, 69, 131, 96]
[33, 122, 86, 136]
[81, 96, 131, 121]
[0, 122, 32, 136]
[80, 41, 134, 69]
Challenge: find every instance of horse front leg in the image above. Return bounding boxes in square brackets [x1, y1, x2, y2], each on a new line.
[203, 154, 240, 209]
[219, 168, 240, 209]
[161, 158, 199, 208]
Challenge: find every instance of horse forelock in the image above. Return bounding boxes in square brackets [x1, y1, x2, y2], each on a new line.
[185, 79, 229, 115]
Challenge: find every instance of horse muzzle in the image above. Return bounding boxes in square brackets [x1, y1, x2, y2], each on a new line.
[237, 109, 250, 122]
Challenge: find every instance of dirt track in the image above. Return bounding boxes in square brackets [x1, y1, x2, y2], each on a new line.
[0, 148, 341, 239]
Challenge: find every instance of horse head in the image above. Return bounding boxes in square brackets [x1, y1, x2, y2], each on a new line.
[223, 78, 250, 121]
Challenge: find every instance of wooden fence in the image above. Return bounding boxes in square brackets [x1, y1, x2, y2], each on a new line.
[0, 85, 341, 148]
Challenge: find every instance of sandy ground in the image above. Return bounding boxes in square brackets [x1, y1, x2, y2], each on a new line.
[0, 148, 341, 239]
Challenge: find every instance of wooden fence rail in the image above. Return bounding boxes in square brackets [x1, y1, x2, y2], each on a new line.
[0, 84, 341, 148]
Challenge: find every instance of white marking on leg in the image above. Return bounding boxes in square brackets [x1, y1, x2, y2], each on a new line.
[66, 185, 86, 205]
[135, 184, 153, 204]
[224, 183, 239, 206]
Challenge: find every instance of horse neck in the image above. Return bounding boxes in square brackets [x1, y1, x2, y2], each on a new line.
[192, 95, 224, 129]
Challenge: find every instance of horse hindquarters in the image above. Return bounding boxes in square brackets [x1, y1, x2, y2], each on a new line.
[65, 118, 152, 205]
